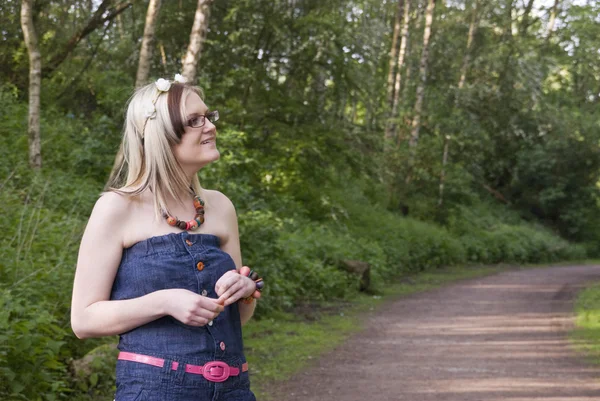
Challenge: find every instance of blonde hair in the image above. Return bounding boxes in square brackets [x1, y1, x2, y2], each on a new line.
[106, 81, 205, 218]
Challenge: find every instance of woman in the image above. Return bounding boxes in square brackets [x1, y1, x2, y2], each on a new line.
[70, 74, 260, 401]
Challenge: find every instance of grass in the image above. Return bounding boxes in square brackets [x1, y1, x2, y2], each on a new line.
[572, 280, 600, 364]
[243, 264, 506, 399]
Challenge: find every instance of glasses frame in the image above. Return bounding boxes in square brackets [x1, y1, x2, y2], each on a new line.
[187, 110, 219, 128]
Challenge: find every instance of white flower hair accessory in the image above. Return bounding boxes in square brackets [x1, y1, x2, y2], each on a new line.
[174, 74, 187, 84]
[155, 78, 171, 92]
[141, 74, 187, 139]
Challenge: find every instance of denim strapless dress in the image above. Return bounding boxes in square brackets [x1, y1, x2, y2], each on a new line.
[110, 232, 256, 401]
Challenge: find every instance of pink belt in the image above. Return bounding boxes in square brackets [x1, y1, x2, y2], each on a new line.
[118, 351, 248, 383]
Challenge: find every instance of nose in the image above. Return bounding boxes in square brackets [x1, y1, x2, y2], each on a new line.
[204, 119, 216, 132]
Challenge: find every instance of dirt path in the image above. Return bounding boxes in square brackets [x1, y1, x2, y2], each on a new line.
[268, 265, 600, 401]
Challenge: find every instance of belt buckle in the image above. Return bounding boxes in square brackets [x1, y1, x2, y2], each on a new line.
[202, 361, 230, 382]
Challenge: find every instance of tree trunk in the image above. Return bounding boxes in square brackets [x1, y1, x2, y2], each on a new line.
[135, 0, 162, 88]
[385, 0, 411, 143]
[21, 0, 42, 169]
[439, 0, 480, 206]
[457, 1, 479, 93]
[159, 41, 168, 74]
[408, 0, 435, 151]
[497, 0, 514, 95]
[386, 0, 404, 110]
[182, 0, 211, 83]
[544, 0, 560, 42]
[438, 135, 450, 206]
[403, 0, 424, 105]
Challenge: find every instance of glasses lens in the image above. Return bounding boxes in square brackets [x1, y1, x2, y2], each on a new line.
[208, 110, 219, 123]
[189, 116, 205, 128]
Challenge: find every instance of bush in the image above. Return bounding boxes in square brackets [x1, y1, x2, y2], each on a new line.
[0, 86, 588, 400]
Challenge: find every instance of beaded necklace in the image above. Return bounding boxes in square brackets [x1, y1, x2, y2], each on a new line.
[162, 193, 205, 231]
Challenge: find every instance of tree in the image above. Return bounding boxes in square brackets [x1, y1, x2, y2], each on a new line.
[544, 0, 560, 42]
[136, 0, 162, 88]
[182, 0, 212, 83]
[385, 0, 411, 144]
[43, 0, 132, 78]
[20, 0, 41, 169]
[438, 0, 481, 206]
[408, 0, 435, 151]
[386, 0, 404, 112]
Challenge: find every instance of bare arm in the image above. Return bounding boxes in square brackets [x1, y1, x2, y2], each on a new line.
[70, 192, 222, 339]
[215, 192, 257, 325]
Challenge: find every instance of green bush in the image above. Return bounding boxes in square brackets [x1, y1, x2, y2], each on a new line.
[0, 85, 589, 400]
[0, 290, 71, 401]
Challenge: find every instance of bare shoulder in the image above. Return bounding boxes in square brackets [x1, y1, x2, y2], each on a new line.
[85, 191, 136, 242]
[92, 191, 132, 220]
[202, 189, 241, 251]
[203, 189, 236, 215]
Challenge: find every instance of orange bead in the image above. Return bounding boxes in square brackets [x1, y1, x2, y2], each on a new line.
[167, 216, 177, 226]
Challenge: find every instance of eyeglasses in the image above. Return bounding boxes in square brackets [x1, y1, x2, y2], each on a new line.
[187, 110, 219, 128]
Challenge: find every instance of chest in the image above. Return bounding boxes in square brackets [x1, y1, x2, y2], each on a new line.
[122, 202, 229, 249]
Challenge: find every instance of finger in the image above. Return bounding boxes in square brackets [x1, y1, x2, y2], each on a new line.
[215, 273, 240, 297]
[215, 274, 235, 296]
[206, 294, 225, 307]
[186, 316, 210, 327]
[240, 266, 250, 276]
[217, 280, 244, 304]
[223, 287, 250, 306]
[198, 297, 225, 313]
[222, 282, 253, 306]
[193, 307, 220, 320]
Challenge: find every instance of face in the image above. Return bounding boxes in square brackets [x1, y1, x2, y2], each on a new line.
[172, 92, 220, 174]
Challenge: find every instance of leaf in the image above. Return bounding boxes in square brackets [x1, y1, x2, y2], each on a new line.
[90, 373, 98, 387]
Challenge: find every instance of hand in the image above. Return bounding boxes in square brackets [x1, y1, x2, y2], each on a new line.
[163, 289, 224, 326]
[215, 268, 256, 306]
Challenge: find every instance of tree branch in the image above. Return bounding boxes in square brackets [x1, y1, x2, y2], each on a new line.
[482, 183, 510, 204]
[43, 1, 132, 78]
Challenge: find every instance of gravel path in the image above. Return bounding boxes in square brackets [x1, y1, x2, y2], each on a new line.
[269, 265, 600, 401]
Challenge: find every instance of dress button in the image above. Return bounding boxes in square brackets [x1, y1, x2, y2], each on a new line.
[201, 289, 208, 296]
[220, 341, 226, 351]
[196, 262, 204, 271]
[185, 239, 193, 246]
[208, 320, 213, 326]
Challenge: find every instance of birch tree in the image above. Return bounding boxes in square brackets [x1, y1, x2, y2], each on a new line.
[544, 0, 560, 42]
[408, 0, 435, 150]
[385, 0, 411, 143]
[21, 0, 41, 169]
[182, 0, 211, 83]
[386, 0, 404, 111]
[136, 0, 162, 88]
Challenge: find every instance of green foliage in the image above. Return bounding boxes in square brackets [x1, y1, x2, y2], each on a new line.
[0, 290, 71, 400]
[573, 282, 600, 364]
[1, 0, 599, 399]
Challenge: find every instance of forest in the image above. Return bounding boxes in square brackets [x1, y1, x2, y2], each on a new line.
[1, 0, 599, 399]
